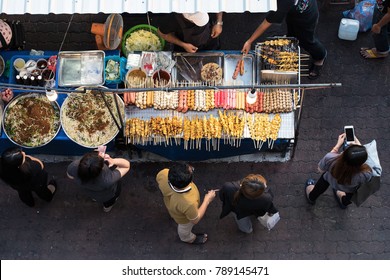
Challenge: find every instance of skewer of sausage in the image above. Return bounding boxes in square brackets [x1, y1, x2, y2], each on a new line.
[240, 59, 245, 76]
[232, 59, 241, 80]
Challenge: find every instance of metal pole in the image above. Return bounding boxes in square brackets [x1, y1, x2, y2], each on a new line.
[0, 82, 342, 95]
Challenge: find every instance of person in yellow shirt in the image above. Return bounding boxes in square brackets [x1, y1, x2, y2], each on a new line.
[156, 163, 216, 244]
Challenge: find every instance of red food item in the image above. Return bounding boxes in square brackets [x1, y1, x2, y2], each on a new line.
[240, 59, 245, 76]
[1, 88, 14, 103]
[232, 59, 241, 80]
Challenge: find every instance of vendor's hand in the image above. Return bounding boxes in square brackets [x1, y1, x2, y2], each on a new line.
[205, 190, 216, 203]
[211, 24, 222, 38]
[241, 40, 252, 55]
[183, 43, 198, 53]
[371, 24, 381, 34]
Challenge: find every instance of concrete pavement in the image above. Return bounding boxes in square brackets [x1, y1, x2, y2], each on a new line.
[1, 4, 389, 259]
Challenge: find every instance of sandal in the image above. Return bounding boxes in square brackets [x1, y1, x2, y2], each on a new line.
[308, 51, 327, 80]
[360, 47, 388, 59]
[190, 233, 208, 245]
[305, 179, 316, 205]
[332, 189, 347, 209]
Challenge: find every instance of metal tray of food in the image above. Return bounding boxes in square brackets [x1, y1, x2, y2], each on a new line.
[255, 37, 300, 83]
[61, 86, 124, 148]
[2, 92, 61, 148]
[223, 54, 254, 86]
[0, 99, 3, 135]
[57, 51, 105, 87]
[172, 52, 224, 84]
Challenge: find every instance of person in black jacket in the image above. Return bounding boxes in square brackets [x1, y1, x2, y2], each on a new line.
[157, 12, 223, 53]
[219, 174, 278, 233]
[0, 147, 57, 207]
[241, 0, 327, 79]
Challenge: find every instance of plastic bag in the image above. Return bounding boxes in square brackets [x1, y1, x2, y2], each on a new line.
[343, 0, 376, 32]
[257, 212, 280, 230]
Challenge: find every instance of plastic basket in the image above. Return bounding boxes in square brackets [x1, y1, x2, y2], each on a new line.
[104, 55, 126, 85]
[121, 24, 165, 57]
[9, 55, 52, 84]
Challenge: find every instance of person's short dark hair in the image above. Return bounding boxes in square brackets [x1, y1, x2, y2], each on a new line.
[168, 163, 193, 189]
[1, 147, 23, 168]
[344, 145, 368, 167]
[77, 152, 104, 183]
[0, 147, 31, 184]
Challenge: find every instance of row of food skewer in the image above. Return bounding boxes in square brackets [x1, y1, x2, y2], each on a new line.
[123, 88, 293, 114]
[124, 111, 282, 151]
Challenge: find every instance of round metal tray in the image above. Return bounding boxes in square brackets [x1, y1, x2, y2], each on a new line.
[2, 93, 61, 148]
[60, 87, 124, 148]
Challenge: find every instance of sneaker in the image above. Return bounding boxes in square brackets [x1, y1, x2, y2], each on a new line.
[103, 196, 119, 212]
[305, 179, 316, 205]
[47, 179, 57, 195]
[103, 205, 113, 212]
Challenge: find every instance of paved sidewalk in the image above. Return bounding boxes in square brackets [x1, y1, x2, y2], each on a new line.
[1, 5, 389, 259]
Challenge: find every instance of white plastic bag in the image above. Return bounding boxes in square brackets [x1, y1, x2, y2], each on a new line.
[257, 212, 280, 230]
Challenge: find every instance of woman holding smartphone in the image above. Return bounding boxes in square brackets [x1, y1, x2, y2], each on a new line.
[67, 151, 130, 212]
[305, 133, 372, 208]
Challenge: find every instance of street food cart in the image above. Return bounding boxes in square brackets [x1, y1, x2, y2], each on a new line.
[0, 31, 339, 160]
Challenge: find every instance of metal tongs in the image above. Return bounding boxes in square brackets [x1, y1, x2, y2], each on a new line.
[179, 55, 198, 81]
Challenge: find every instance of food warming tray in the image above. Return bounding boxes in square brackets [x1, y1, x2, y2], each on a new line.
[172, 52, 224, 83]
[255, 37, 300, 84]
[223, 54, 254, 86]
[57, 51, 105, 87]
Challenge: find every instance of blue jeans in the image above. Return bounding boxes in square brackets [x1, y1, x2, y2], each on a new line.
[372, 7, 390, 53]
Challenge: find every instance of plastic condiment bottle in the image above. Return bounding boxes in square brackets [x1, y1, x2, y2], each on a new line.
[37, 75, 44, 86]
[31, 76, 37, 86]
[23, 75, 30, 85]
[15, 75, 22, 84]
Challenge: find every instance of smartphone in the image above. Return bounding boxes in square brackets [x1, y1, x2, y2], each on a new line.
[344, 125, 355, 144]
[97, 145, 107, 158]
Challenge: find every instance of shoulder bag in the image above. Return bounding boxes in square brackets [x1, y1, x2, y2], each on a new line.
[351, 140, 382, 207]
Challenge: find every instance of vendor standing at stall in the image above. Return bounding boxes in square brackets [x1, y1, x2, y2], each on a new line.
[157, 12, 224, 53]
[241, 0, 327, 79]
[360, 0, 390, 58]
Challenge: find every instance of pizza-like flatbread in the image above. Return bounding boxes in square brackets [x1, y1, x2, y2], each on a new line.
[201, 62, 222, 83]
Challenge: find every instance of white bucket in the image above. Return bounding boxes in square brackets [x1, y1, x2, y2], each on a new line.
[338, 18, 360, 41]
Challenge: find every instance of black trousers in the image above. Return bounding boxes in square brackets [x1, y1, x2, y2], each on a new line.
[103, 182, 122, 208]
[286, 0, 327, 61]
[15, 171, 53, 207]
[309, 173, 353, 206]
